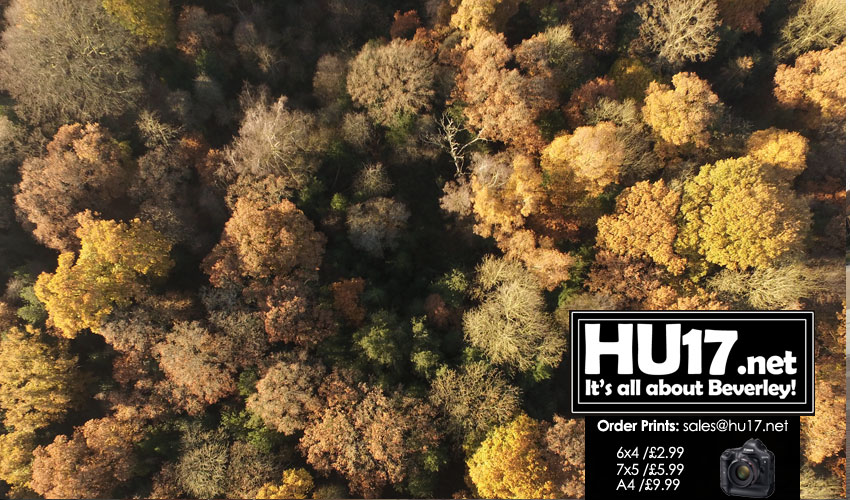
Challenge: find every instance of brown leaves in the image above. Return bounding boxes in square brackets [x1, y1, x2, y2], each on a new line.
[203, 197, 326, 287]
[15, 123, 132, 252]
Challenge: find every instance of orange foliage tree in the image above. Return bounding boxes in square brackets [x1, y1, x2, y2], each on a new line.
[774, 42, 846, 128]
[455, 29, 557, 153]
[15, 123, 133, 252]
[596, 180, 687, 275]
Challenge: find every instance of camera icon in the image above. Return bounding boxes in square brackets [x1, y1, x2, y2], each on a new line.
[720, 438, 775, 498]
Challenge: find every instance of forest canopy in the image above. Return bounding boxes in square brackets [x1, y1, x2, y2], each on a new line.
[0, 0, 844, 498]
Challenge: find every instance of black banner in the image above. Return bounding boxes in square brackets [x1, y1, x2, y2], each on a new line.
[570, 311, 814, 415]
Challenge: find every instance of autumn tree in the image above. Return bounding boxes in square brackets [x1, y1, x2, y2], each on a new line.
[467, 414, 559, 499]
[463, 256, 564, 374]
[0, 0, 142, 125]
[300, 378, 444, 497]
[254, 277, 336, 345]
[0, 326, 81, 491]
[596, 180, 687, 275]
[609, 57, 660, 101]
[390, 10, 421, 39]
[257, 468, 315, 499]
[545, 416, 586, 498]
[203, 197, 326, 286]
[541, 122, 625, 194]
[30, 415, 142, 498]
[225, 91, 325, 188]
[563, 0, 628, 52]
[102, 0, 175, 46]
[247, 351, 325, 436]
[802, 380, 846, 463]
[514, 24, 589, 94]
[347, 39, 436, 126]
[636, 0, 720, 67]
[455, 29, 558, 152]
[715, 0, 770, 33]
[464, 152, 576, 290]
[677, 156, 812, 271]
[745, 128, 809, 181]
[709, 263, 841, 309]
[35, 212, 174, 338]
[642, 72, 722, 148]
[774, 42, 846, 128]
[450, 0, 521, 32]
[0, 326, 80, 433]
[776, 0, 845, 59]
[429, 362, 521, 446]
[346, 197, 410, 257]
[176, 5, 231, 58]
[154, 321, 236, 407]
[0, 430, 37, 493]
[15, 123, 134, 252]
[331, 278, 367, 327]
[564, 77, 618, 127]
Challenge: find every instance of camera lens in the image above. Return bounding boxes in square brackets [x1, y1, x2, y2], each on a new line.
[735, 464, 751, 481]
[728, 459, 757, 487]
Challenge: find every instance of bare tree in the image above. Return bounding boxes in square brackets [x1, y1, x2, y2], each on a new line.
[637, 0, 720, 68]
[423, 112, 486, 176]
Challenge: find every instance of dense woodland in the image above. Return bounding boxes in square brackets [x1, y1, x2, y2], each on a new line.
[0, 0, 845, 498]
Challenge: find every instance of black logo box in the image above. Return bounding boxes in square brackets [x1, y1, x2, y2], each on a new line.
[570, 311, 814, 415]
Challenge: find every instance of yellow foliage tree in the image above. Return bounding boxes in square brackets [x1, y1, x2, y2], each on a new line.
[0, 326, 79, 433]
[541, 122, 624, 195]
[450, 0, 521, 32]
[102, 0, 175, 47]
[35, 212, 174, 338]
[467, 414, 559, 499]
[0, 430, 37, 494]
[597, 180, 687, 275]
[256, 468, 314, 499]
[745, 128, 809, 181]
[609, 57, 660, 101]
[802, 380, 846, 464]
[642, 72, 721, 148]
[0, 326, 80, 491]
[676, 157, 811, 271]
